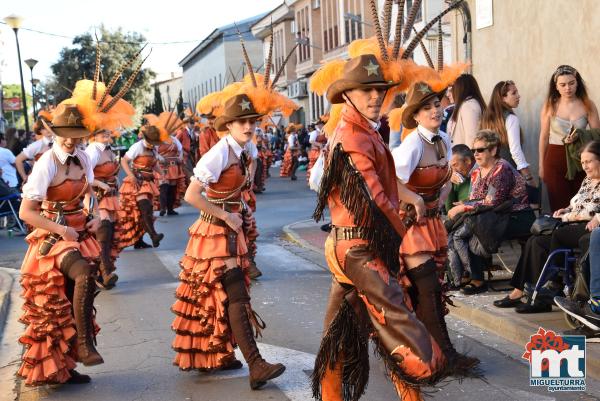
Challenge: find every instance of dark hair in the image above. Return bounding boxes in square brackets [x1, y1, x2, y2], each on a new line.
[480, 81, 518, 146]
[452, 143, 474, 163]
[582, 140, 600, 160]
[450, 74, 486, 122]
[544, 65, 592, 113]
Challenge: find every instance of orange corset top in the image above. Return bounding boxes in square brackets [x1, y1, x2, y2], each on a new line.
[407, 164, 452, 204]
[94, 161, 119, 181]
[132, 155, 156, 179]
[205, 163, 249, 211]
[42, 178, 89, 231]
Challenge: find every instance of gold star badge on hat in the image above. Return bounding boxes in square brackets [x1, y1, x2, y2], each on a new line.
[239, 99, 251, 111]
[417, 83, 432, 95]
[363, 60, 380, 76]
[67, 112, 79, 125]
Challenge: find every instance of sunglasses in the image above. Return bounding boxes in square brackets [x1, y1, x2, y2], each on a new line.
[472, 147, 491, 154]
[501, 80, 515, 92]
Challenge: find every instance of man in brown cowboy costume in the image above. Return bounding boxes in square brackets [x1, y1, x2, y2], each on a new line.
[312, 54, 447, 401]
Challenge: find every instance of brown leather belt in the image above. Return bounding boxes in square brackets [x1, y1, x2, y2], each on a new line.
[199, 211, 228, 227]
[333, 225, 365, 241]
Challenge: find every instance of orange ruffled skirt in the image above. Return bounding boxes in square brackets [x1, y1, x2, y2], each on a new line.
[171, 217, 250, 370]
[399, 214, 448, 277]
[116, 177, 159, 250]
[279, 149, 293, 177]
[306, 148, 320, 183]
[18, 230, 101, 386]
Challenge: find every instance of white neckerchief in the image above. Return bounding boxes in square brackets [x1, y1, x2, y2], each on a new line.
[52, 143, 80, 164]
[416, 125, 439, 144]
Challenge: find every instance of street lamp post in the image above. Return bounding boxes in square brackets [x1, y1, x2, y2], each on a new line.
[25, 58, 38, 119]
[31, 78, 40, 117]
[3, 14, 30, 132]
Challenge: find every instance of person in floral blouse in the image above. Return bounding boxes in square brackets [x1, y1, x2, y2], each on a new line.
[447, 130, 535, 293]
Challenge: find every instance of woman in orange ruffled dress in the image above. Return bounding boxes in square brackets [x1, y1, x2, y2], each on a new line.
[117, 121, 168, 249]
[171, 93, 285, 390]
[393, 82, 480, 376]
[152, 112, 186, 216]
[17, 104, 104, 386]
[279, 124, 300, 179]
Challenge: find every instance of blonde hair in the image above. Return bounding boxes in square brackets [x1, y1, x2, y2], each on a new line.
[473, 129, 501, 157]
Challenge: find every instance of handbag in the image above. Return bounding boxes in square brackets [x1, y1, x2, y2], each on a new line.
[530, 215, 561, 236]
[309, 152, 325, 192]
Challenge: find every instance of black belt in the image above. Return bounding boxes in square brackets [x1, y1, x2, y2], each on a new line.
[333, 225, 365, 241]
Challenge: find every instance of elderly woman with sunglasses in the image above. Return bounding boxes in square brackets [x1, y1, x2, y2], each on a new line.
[446, 130, 534, 294]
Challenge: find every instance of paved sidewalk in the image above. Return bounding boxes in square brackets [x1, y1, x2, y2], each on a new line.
[283, 219, 600, 380]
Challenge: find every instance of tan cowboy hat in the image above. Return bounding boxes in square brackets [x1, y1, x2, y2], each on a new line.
[41, 104, 90, 138]
[401, 82, 447, 129]
[214, 94, 264, 131]
[326, 54, 398, 104]
[142, 125, 167, 146]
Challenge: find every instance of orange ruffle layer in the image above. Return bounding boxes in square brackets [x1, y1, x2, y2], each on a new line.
[17, 233, 100, 385]
[171, 218, 250, 371]
[398, 215, 448, 278]
[307, 148, 320, 183]
[279, 149, 293, 177]
[116, 178, 156, 250]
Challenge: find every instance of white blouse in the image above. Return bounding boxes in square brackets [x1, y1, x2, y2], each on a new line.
[22, 136, 53, 160]
[193, 135, 244, 185]
[125, 140, 157, 160]
[392, 125, 452, 184]
[22, 146, 94, 201]
[85, 142, 111, 168]
[505, 113, 529, 170]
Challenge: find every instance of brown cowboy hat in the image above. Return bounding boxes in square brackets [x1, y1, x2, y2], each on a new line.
[326, 54, 398, 104]
[401, 82, 447, 129]
[214, 94, 264, 131]
[41, 104, 90, 138]
[142, 125, 167, 146]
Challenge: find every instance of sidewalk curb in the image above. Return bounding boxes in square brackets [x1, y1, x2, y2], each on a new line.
[282, 219, 326, 256]
[283, 221, 600, 381]
[0, 268, 15, 338]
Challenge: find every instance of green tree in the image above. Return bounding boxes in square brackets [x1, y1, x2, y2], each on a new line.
[47, 26, 155, 109]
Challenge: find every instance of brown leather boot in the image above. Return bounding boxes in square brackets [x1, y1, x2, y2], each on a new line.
[222, 268, 285, 389]
[137, 199, 164, 247]
[73, 274, 104, 366]
[247, 258, 262, 280]
[96, 220, 118, 289]
[407, 259, 480, 376]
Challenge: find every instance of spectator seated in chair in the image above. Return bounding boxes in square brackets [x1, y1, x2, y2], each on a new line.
[495, 140, 600, 313]
[445, 144, 475, 213]
[446, 130, 535, 294]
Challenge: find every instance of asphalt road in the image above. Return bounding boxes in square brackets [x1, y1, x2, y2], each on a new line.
[1, 168, 599, 401]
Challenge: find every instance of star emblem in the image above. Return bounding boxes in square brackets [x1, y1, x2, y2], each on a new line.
[239, 99, 251, 111]
[66, 112, 79, 125]
[363, 60, 379, 76]
[417, 83, 431, 95]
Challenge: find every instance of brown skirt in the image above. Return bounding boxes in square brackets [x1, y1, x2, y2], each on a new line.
[543, 144, 584, 211]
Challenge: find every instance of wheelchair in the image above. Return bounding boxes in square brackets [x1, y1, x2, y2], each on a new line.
[528, 247, 589, 329]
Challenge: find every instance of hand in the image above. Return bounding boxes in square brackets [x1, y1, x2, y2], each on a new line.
[587, 218, 600, 231]
[447, 205, 465, 220]
[450, 171, 465, 185]
[538, 165, 544, 181]
[553, 208, 568, 218]
[61, 226, 79, 242]
[414, 196, 426, 223]
[224, 212, 243, 232]
[85, 216, 101, 233]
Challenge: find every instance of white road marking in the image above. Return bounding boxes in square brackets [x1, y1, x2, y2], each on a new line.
[198, 343, 315, 401]
[154, 249, 184, 279]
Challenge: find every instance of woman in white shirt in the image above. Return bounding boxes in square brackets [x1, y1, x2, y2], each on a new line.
[446, 74, 486, 148]
[170, 94, 285, 388]
[481, 80, 536, 186]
